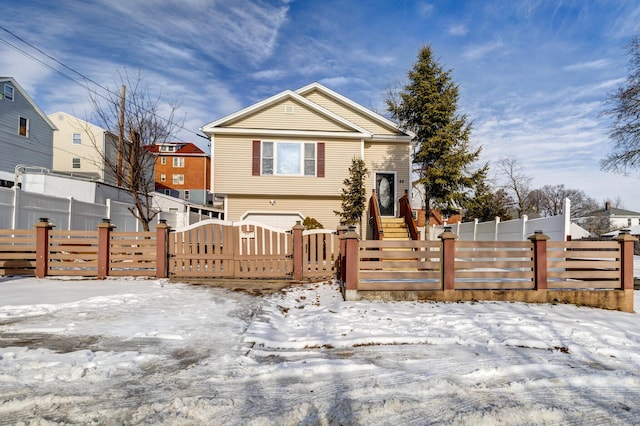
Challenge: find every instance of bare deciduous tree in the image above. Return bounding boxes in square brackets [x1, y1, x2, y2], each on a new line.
[496, 157, 532, 217]
[602, 33, 640, 174]
[88, 71, 182, 231]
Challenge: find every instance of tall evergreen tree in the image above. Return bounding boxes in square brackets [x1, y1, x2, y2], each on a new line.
[334, 157, 368, 234]
[387, 45, 486, 219]
[464, 180, 513, 222]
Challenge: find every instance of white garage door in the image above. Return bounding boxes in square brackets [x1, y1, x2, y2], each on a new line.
[241, 212, 304, 231]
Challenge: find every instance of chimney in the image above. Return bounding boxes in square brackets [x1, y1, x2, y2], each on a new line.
[605, 201, 611, 211]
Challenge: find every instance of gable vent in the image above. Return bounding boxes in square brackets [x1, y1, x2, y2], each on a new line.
[284, 105, 294, 114]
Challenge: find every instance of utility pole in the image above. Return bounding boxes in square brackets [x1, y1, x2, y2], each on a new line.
[116, 85, 126, 187]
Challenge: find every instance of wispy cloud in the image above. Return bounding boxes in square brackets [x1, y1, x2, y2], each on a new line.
[417, 2, 434, 18]
[462, 39, 504, 60]
[448, 23, 468, 37]
[563, 59, 611, 72]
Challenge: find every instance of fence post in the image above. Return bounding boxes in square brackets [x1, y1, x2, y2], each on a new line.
[97, 219, 116, 278]
[35, 218, 54, 278]
[292, 221, 305, 281]
[342, 228, 360, 300]
[613, 230, 637, 290]
[528, 230, 549, 290]
[156, 220, 170, 279]
[336, 223, 348, 281]
[439, 227, 458, 290]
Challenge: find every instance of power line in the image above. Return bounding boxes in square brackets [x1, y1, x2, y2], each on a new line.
[0, 25, 208, 143]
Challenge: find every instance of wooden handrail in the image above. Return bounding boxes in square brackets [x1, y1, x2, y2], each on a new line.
[399, 190, 419, 240]
[368, 189, 384, 240]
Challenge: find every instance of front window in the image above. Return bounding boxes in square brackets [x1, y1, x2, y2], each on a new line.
[184, 190, 190, 200]
[173, 157, 184, 168]
[72, 133, 81, 144]
[262, 141, 316, 176]
[19, 116, 29, 137]
[160, 173, 166, 182]
[72, 158, 81, 168]
[172, 174, 184, 185]
[160, 157, 166, 165]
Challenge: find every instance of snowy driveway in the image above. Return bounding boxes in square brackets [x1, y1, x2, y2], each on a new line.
[0, 277, 639, 425]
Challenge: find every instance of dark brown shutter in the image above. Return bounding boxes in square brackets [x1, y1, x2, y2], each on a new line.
[317, 142, 325, 177]
[252, 140, 261, 176]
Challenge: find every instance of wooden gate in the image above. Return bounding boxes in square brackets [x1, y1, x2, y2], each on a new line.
[302, 229, 338, 281]
[169, 220, 293, 279]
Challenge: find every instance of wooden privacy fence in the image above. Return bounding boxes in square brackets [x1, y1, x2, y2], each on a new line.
[168, 220, 338, 281]
[341, 229, 636, 312]
[0, 218, 168, 279]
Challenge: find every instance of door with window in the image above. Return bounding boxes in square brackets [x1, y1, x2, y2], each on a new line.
[375, 172, 396, 216]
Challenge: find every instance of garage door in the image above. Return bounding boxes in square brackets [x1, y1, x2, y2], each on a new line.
[241, 212, 304, 231]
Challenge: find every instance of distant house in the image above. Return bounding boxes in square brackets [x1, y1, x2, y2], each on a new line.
[146, 142, 211, 205]
[585, 201, 640, 231]
[200, 82, 413, 232]
[49, 112, 121, 185]
[0, 77, 57, 187]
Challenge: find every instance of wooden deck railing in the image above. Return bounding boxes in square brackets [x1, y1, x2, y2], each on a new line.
[398, 190, 419, 240]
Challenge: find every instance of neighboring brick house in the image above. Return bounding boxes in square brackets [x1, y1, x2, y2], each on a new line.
[147, 142, 211, 205]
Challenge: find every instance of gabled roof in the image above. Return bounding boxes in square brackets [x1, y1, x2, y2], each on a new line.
[587, 206, 640, 217]
[146, 142, 207, 156]
[200, 87, 372, 138]
[1, 77, 57, 130]
[295, 82, 413, 138]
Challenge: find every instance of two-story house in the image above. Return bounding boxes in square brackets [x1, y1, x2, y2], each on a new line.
[49, 111, 121, 185]
[200, 82, 413, 233]
[0, 77, 57, 187]
[146, 142, 211, 205]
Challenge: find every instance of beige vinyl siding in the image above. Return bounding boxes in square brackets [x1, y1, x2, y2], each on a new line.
[303, 91, 399, 136]
[214, 135, 361, 197]
[227, 194, 343, 231]
[363, 141, 411, 238]
[51, 112, 106, 180]
[228, 99, 353, 132]
[364, 141, 411, 197]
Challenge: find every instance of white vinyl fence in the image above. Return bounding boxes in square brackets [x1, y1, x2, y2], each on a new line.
[0, 187, 217, 231]
[1, 187, 141, 231]
[427, 199, 572, 241]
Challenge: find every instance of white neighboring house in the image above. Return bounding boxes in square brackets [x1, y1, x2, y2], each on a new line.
[49, 112, 120, 185]
[0, 77, 57, 187]
[585, 201, 640, 230]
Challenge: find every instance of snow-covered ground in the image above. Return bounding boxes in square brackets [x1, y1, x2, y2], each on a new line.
[0, 270, 639, 425]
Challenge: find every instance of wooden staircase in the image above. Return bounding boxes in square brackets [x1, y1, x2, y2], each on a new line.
[380, 217, 411, 241]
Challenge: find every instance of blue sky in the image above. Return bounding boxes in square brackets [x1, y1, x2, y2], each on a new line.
[2, 0, 640, 210]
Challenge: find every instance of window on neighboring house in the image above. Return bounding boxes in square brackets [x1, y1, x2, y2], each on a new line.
[72, 158, 81, 168]
[19, 116, 29, 137]
[173, 157, 184, 168]
[160, 173, 166, 182]
[259, 141, 318, 176]
[4, 84, 14, 101]
[184, 190, 190, 200]
[72, 133, 81, 144]
[160, 157, 166, 165]
[172, 174, 184, 185]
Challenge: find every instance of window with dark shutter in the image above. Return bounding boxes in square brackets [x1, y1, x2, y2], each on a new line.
[317, 142, 325, 177]
[252, 140, 261, 176]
